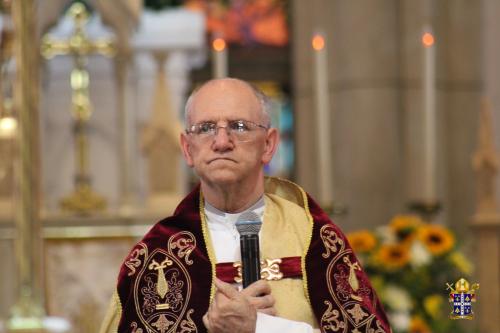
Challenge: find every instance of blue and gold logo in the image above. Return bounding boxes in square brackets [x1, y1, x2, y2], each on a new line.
[446, 278, 479, 320]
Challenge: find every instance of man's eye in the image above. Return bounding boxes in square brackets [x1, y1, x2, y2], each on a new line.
[198, 123, 215, 134]
[230, 121, 249, 132]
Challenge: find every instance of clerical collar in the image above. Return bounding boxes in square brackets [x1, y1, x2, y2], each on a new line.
[204, 196, 265, 226]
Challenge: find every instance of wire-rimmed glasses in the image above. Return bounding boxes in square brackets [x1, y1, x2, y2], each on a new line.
[186, 119, 269, 142]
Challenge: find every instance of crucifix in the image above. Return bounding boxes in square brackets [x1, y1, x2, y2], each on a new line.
[41, 2, 115, 214]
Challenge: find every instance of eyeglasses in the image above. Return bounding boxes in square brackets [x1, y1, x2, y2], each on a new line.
[186, 119, 269, 142]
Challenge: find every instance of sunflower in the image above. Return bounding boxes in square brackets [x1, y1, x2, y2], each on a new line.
[409, 316, 431, 333]
[389, 215, 423, 243]
[417, 224, 455, 256]
[347, 230, 377, 253]
[448, 251, 473, 275]
[376, 244, 410, 269]
[423, 294, 444, 319]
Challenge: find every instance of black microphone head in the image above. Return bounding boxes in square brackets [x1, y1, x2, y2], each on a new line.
[235, 211, 262, 236]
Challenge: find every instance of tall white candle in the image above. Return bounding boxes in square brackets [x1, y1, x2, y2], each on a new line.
[312, 32, 333, 205]
[212, 36, 228, 79]
[422, 26, 437, 201]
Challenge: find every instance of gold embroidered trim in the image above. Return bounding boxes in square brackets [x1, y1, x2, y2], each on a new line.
[272, 177, 315, 309]
[168, 231, 197, 265]
[179, 309, 197, 333]
[133, 248, 193, 331]
[124, 243, 148, 276]
[148, 258, 173, 308]
[114, 290, 122, 333]
[199, 190, 217, 301]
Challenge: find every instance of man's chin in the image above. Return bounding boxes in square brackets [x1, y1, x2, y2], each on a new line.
[201, 171, 240, 187]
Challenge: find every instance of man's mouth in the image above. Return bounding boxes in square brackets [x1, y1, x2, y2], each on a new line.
[208, 157, 236, 164]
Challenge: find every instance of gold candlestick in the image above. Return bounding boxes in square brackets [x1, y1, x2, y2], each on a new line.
[41, 2, 115, 214]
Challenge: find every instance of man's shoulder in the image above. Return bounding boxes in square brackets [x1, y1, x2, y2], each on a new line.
[117, 214, 201, 277]
[138, 214, 195, 249]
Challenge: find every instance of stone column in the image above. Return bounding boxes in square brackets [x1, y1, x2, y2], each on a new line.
[471, 102, 500, 333]
[292, 0, 403, 230]
[140, 51, 183, 215]
[439, 1, 481, 232]
[114, 52, 135, 216]
[8, 0, 45, 329]
[482, 0, 500, 198]
[471, 0, 500, 331]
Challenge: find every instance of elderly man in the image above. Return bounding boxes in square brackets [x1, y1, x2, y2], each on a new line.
[100, 78, 390, 333]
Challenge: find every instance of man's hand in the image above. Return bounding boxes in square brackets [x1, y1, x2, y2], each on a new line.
[202, 279, 277, 332]
[241, 279, 276, 316]
[203, 278, 257, 333]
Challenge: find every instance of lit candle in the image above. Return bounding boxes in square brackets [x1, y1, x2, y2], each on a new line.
[212, 35, 228, 79]
[312, 31, 333, 205]
[422, 27, 437, 202]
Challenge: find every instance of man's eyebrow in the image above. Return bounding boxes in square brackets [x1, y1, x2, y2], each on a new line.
[193, 119, 217, 124]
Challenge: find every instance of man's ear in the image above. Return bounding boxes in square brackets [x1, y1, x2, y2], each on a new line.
[261, 128, 280, 165]
[180, 132, 194, 167]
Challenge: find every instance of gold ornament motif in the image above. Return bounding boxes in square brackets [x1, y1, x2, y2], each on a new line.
[134, 248, 193, 333]
[233, 262, 243, 283]
[321, 225, 345, 258]
[260, 258, 284, 281]
[323, 244, 380, 332]
[179, 309, 197, 333]
[148, 257, 174, 309]
[232, 258, 285, 283]
[321, 300, 347, 332]
[130, 322, 144, 333]
[168, 231, 196, 265]
[368, 320, 386, 333]
[346, 304, 368, 325]
[125, 244, 148, 276]
[343, 256, 363, 301]
[152, 314, 174, 333]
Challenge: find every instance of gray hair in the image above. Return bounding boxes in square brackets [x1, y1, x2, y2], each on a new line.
[184, 78, 271, 127]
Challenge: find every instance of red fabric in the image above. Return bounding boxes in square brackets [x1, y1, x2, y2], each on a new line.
[116, 185, 212, 333]
[115, 184, 391, 333]
[215, 262, 238, 283]
[304, 194, 391, 333]
[215, 256, 302, 283]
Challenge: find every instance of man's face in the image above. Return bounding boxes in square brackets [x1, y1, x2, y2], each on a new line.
[180, 80, 279, 187]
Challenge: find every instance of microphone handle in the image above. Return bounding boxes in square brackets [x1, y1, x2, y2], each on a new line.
[240, 234, 261, 288]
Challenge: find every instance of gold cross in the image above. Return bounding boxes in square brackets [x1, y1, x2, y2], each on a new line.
[41, 3, 115, 213]
[41, 3, 114, 60]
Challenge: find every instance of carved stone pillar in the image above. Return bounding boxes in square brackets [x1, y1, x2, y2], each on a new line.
[471, 99, 500, 333]
[140, 51, 183, 214]
[8, 0, 45, 330]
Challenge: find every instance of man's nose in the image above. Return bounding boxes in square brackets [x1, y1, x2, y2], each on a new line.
[212, 126, 233, 150]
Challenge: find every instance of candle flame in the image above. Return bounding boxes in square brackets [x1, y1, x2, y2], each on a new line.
[0, 116, 18, 139]
[312, 35, 325, 51]
[422, 32, 435, 47]
[212, 38, 226, 52]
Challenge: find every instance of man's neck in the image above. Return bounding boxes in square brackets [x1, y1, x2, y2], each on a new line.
[201, 178, 265, 213]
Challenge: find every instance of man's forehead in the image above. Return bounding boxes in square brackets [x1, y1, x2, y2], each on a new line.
[189, 81, 261, 119]
[195, 79, 256, 100]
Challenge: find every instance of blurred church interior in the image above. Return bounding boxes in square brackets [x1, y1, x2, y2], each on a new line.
[0, 0, 499, 332]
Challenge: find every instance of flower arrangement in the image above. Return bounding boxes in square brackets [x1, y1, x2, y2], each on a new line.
[347, 215, 473, 333]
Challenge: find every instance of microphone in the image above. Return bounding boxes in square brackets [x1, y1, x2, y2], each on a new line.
[235, 211, 262, 288]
